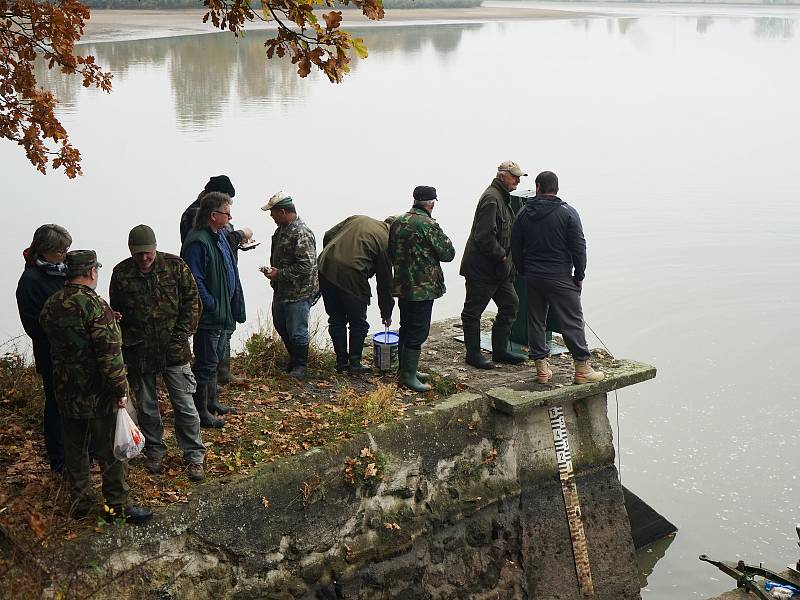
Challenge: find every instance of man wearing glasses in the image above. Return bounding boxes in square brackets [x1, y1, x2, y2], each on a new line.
[459, 161, 528, 370]
[181, 192, 246, 428]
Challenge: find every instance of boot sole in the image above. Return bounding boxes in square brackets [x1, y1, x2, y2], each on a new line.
[574, 375, 605, 384]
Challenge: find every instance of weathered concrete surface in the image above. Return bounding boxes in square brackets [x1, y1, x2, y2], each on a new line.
[59, 318, 656, 599]
[424, 318, 656, 415]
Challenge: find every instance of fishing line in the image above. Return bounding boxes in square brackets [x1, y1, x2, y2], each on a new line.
[584, 320, 622, 485]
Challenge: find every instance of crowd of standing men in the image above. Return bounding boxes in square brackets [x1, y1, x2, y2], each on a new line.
[14, 163, 604, 524]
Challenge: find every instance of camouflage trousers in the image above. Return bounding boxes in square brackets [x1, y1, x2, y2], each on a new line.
[62, 412, 129, 513]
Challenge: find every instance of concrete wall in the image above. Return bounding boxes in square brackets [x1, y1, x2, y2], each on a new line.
[65, 364, 653, 599]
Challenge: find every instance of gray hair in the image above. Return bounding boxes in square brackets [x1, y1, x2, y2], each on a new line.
[415, 200, 435, 210]
[194, 192, 231, 229]
[29, 224, 72, 261]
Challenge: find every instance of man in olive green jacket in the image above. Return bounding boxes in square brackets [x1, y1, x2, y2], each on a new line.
[460, 161, 529, 369]
[318, 215, 394, 374]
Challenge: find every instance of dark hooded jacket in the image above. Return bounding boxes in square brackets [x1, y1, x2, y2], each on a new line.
[16, 249, 67, 373]
[510, 195, 587, 281]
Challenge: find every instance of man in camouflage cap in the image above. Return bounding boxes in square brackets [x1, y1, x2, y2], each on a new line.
[110, 225, 205, 481]
[40, 250, 152, 524]
[460, 160, 529, 369]
[388, 186, 455, 392]
[261, 191, 319, 380]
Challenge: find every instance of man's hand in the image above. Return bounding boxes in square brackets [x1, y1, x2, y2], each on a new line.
[382, 317, 392, 327]
[117, 396, 128, 409]
[241, 227, 254, 241]
[573, 277, 583, 290]
[266, 267, 279, 281]
[113, 311, 122, 321]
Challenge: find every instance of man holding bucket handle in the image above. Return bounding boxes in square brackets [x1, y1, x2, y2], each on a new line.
[388, 186, 455, 392]
[318, 215, 395, 374]
[460, 160, 529, 369]
[262, 191, 319, 380]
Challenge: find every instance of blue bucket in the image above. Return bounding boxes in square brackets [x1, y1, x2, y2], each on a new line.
[372, 331, 399, 371]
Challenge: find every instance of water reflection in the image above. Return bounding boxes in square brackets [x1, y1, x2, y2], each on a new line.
[754, 17, 796, 38]
[39, 24, 481, 126]
[637, 535, 676, 589]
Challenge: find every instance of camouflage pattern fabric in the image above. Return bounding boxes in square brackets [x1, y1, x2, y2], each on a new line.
[109, 252, 200, 374]
[389, 206, 456, 301]
[269, 215, 319, 303]
[39, 283, 128, 419]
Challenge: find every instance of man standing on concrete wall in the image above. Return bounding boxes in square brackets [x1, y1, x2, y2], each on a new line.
[511, 171, 604, 385]
[182, 192, 246, 427]
[110, 225, 206, 481]
[318, 215, 395, 374]
[460, 161, 529, 370]
[389, 186, 455, 392]
[262, 192, 319, 380]
[40, 250, 152, 524]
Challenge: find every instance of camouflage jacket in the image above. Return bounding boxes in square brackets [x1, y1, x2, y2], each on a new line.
[389, 207, 455, 301]
[270, 216, 319, 303]
[109, 252, 200, 374]
[39, 283, 128, 419]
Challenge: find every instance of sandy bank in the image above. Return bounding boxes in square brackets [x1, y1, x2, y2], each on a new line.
[81, 6, 596, 43]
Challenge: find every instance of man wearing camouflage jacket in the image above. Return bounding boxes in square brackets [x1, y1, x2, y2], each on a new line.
[262, 192, 319, 380]
[40, 250, 152, 524]
[110, 225, 205, 481]
[389, 186, 455, 392]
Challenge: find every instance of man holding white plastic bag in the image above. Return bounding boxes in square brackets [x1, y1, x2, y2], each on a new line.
[40, 250, 152, 524]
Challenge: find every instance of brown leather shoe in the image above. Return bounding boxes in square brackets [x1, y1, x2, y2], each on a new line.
[186, 463, 205, 482]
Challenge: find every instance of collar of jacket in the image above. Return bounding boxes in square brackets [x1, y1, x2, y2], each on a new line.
[65, 282, 97, 294]
[491, 178, 512, 203]
[410, 205, 432, 218]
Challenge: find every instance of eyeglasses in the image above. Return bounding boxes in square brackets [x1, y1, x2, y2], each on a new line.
[212, 210, 232, 218]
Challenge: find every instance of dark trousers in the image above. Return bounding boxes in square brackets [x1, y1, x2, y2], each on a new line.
[40, 367, 64, 472]
[398, 299, 434, 350]
[320, 274, 369, 356]
[192, 328, 227, 387]
[525, 276, 590, 361]
[461, 278, 518, 333]
[63, 412, 129, 513]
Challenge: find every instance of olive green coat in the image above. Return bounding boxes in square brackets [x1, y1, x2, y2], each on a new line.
[460, 178, 516, 282]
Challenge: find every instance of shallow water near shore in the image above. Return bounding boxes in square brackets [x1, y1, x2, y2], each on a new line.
[3, 5, 800, 598]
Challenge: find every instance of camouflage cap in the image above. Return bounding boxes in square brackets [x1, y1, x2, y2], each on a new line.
[261, 191, 295, 211]
[128, 224, 157, 253]
[65, 250, 101, 277]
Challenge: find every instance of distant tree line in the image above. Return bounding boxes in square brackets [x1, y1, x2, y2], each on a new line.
[81, 0, 482, 8]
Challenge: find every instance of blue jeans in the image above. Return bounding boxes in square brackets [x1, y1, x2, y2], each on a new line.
[272, 298, 312, 349]
[192, 329, 227, 387]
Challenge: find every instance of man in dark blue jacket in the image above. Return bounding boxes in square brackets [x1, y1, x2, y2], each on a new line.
[511, 171, 604, 385]
[182, 192, 246, 427]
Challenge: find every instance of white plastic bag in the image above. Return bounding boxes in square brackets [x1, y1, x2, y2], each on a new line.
[113, 408, 145, 460]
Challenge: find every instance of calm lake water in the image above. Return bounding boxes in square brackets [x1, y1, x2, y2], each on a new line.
[3, 3, 800, 598]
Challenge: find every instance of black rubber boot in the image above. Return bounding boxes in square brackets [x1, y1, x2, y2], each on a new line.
[347, 332, 369, 374]
[289, 344, 308, 380]
[193, 383, 224, 429]
[217, 338, 234, 385]
[463, 322, 494, 369]
[207, 373, 237, 415]
[330, 327, 349, 373]
[491, 328, 527, 365]
[284, 341, 295, 373]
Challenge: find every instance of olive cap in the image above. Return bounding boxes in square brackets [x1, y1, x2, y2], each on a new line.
[128, 224, 157, 253]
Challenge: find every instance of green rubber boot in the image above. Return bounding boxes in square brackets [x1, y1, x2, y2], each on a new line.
[399, 341, 430, 382]
[398, 347, 432, 393]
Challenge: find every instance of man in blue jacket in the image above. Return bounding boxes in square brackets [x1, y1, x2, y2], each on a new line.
[511, 171, 604, 385]
[181, 192, 246, 427]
